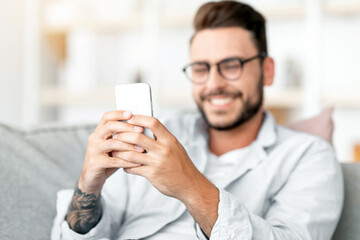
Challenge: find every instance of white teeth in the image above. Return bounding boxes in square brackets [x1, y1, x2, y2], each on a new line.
[210, 97, 232, 106]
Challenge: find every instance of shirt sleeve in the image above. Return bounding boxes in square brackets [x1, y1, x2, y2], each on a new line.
[51, 171, 129, 240]
[209, 139, 344, 240]
[50, 189, 112, 240]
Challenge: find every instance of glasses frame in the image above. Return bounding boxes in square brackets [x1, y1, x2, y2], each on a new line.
[182, 51, 267, 84]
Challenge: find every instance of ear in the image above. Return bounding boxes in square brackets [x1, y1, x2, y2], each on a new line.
[262, 57, 275, 86]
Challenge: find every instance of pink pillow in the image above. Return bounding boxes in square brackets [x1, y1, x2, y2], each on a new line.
[288, 107, 334, 144]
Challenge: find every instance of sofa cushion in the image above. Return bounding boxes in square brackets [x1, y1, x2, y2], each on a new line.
[332, 163, 360, 240]
[288, 107, 334, 144]
[0, 123, 95, 240]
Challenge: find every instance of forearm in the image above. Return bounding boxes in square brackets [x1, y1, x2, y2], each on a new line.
[183, 173, 219, 237]
[65, 182, 103, 234]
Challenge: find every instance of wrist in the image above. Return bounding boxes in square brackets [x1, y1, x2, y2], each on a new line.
[182, 173, 219, 209]
[78, 173, 103, 196]
[181, 173, 219, 237]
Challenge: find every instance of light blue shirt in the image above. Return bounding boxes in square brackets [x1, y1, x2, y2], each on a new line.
[52, 112, 343, 240]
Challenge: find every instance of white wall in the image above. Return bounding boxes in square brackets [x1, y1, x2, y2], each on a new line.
[0, 0, 25, 127]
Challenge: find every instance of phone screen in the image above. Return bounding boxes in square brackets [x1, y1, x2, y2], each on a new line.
[115, 83, 154, 138]
[115, 83, 153, 117]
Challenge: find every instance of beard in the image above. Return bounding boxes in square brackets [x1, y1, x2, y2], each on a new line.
[196, 75, 264, 131]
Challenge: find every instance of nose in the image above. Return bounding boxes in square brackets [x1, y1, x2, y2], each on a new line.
[206, 65, 227, 90]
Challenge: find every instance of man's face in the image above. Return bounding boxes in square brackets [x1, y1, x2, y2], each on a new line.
[190, 27, 264, 130]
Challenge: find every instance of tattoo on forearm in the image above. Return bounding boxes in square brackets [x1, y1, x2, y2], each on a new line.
[65, 183, 102, 234]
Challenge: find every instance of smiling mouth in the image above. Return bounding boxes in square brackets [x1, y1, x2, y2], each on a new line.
[202, 91, 242, 108]
[208, 97, 233, 106]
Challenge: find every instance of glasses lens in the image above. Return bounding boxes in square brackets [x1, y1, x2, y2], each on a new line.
[219, 59, 242, 80]
[184, 63, 208, 83]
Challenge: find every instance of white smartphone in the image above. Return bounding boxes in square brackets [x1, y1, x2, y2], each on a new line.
[115, 83, 153, 138]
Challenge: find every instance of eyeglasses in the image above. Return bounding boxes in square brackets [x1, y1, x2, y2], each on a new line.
[182, 52, 267, 84]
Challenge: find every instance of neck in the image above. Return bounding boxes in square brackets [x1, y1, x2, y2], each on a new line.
[208, 108, 264, 156]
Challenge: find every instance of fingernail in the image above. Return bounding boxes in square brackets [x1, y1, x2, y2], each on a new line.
[112, 133, 118, 139]
[134, 145, 144, 152]
[134, 126, 143, 132]
[123, 111, 132, 118]
[112, 151, 117, 157]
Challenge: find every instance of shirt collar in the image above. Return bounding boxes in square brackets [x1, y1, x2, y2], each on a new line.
[255, 111, 277, 150]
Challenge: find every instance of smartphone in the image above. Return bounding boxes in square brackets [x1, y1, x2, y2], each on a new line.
[115, 83, 153, 138]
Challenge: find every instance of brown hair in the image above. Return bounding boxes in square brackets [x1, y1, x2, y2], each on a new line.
[192, 1, 267, 54]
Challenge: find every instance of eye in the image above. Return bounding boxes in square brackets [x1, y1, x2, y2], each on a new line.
[220, 59, 241, 72]
[192, 64, 208, 73]
[224, 65, 239, 70]
[222, 60, 241, 68]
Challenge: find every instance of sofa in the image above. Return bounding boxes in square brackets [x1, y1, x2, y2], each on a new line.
[0, 120, 359, 240]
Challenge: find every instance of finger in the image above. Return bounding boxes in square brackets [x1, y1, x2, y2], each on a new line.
[111, 144, 145, 157]
[101, 156, 142, 169]
[98, 139, 142, 153]
[123, 165, 148, 177]
[97, 110, 133, 127]
[115, 131, 157, 151]
[94, 120, 144, 141]
[127, 115, 168, 139]
[114, 150, 149, 165]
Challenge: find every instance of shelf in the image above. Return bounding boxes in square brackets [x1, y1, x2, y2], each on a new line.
[43, 17, 142, 34]
[324, 1, 360, 16]
[39, 87, 115, 107]
[41, 0, 360, 36]
[40, 87, 305, 108]
[322, 90, 360, 108]
[158, 5, 306, 29]
[42, 0, 142, 34]
[160, 14, 192, 29]
[264, 88, 360, 109]
[261, 6, 305, 20]
[264, 88, 303, 108]
[40, 86, 360, 110]
[42, 3, 308, 35]
[39, 87, 195, 108]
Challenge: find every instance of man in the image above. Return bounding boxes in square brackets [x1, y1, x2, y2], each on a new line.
[52, 1, 343, 239]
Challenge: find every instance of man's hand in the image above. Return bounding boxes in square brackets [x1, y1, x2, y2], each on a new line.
[112, 115, 201, 200]
[66, 110, 145, 234]
[112, 115, 220, 236]
[78, 110, 144, 195]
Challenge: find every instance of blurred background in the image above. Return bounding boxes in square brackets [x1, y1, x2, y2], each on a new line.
[0, 0, 360, 162]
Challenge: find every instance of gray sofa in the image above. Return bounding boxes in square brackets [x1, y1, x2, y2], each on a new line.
[0, 123, 358, 240]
